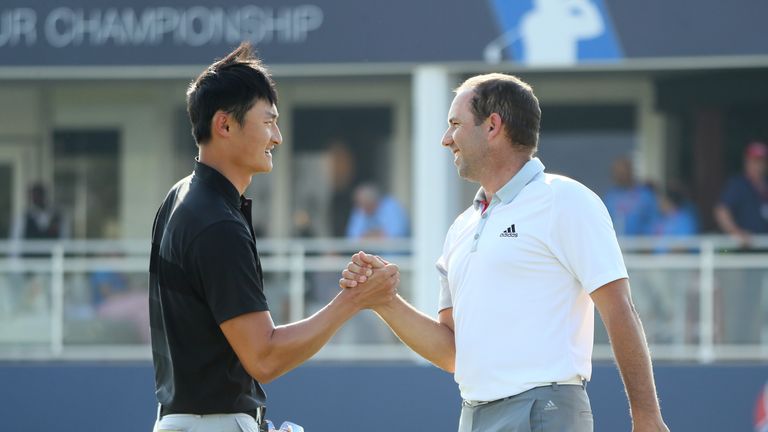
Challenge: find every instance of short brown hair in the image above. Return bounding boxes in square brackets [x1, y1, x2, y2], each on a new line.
[457, 73, 541, 151]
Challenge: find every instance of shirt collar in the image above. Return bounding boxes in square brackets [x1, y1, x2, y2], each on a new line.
[473, 157, 545, 210]
[193, 160, 242, 208]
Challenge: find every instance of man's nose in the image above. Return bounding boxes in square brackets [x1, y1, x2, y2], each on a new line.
[441, 130, 452, 147]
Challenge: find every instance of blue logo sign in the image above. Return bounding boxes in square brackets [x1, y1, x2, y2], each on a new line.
[486, 0, 623, 65]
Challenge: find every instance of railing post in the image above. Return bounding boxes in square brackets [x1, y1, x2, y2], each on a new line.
[698, 239, 715, 363]
[50, 243, 65, 357]
[289, 243, 306, 323]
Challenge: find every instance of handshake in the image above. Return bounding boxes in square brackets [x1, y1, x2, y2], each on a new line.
[337, 251, 400, 312]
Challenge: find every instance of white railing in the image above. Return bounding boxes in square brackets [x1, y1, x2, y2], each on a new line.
[0, 236, 766, 362]
[616, 236, 768, 362]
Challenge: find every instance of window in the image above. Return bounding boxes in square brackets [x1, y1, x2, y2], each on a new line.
[290, 106, 395, 238]
[53, 130, 120, 239]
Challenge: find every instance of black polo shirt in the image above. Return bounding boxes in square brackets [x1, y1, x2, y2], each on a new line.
[149, 161, 269, 415]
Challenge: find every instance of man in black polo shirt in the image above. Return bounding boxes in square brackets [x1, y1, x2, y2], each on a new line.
[149, 43, 399, 432]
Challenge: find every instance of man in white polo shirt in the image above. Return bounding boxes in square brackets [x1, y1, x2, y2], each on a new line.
[341, 73, 669, 431]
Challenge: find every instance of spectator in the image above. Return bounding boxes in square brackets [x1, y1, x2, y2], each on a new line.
[11, 182, 70, 245]
[292, 138, 356, 238]
[645, 183, 699, 343]
[328, 139, 357, 237]
[603, 157, 659, 236]
[714, 140, 768, 344]
[339, 182, 409, 343]
[715, 141, 768, 247]
[346, 183, 409, 239]
[9, 182, 70, 315]
[340, 182, 409, 343]
[653, 183, 698, 253]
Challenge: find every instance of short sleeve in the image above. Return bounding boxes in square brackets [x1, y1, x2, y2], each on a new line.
[549, 183, 628, 293]
[188, 221, 269, 324]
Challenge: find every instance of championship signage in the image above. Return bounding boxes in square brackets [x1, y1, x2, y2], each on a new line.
[0, 0, 766, 67]
[0, 6, 323, 48]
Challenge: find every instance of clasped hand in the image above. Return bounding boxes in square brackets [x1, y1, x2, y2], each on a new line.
[338, 251, 399, 309]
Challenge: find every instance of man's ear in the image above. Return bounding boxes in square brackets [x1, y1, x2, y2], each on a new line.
[212, 111, 231, 138]
[487, 113, 503, 140]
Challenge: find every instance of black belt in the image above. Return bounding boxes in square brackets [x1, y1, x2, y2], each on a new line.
[160, 405, 266, 429]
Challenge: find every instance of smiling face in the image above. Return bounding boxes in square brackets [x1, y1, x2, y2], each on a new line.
[229, 98, 282, 174]
[441, 89, 490, 182]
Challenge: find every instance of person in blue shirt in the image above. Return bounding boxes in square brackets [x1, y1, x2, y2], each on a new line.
[714, 140, 768, 345]
[653, 184, 698, 253]
[645, 184, 698, 343]
[603, 157, 659, 236]
[345, 183, 409, 239]
[715, 141, 768, 248]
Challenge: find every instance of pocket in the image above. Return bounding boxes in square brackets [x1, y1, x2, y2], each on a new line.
[530, 393, 593, 432]
[235, 414, 261, 432]
[156, 414, 197, 432]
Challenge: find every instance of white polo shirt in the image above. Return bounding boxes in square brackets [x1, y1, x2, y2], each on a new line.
[437, 158, 628, 402]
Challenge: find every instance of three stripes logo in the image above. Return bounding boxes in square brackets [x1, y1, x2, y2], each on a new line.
[500, 224, 518, 238]
[543, 400, 558, 411]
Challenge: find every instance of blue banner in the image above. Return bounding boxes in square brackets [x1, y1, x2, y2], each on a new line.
[0, 0, 766, 66]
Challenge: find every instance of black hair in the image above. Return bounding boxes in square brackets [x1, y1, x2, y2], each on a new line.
[186, 42, 278, 144]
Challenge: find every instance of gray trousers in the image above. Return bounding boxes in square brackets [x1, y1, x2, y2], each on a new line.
[458, 384, 593, 432]
[153, 403, 263, 432]
[153, 413, 261, 432]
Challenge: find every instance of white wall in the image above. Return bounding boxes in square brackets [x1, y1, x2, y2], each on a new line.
[0, 86, 42, 137]
[51, 82, 184, 238]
